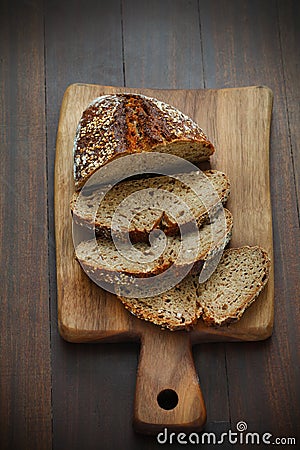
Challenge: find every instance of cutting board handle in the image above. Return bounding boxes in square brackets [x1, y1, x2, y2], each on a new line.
[133, 327, 206, 434]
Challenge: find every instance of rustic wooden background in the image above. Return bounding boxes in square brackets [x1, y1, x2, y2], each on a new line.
[0, 0, 299, 449]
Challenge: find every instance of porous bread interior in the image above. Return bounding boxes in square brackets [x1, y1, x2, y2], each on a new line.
[152, 141, 212, 162]
[119, 246, 270, 330]
[196, 246, 270, 325]
[120, 274, 200, 330]
[72, 170, 230, 238]
[75, 209, 232, 277]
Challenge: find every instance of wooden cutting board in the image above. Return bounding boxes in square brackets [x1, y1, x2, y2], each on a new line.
[55, 84, 274, 434]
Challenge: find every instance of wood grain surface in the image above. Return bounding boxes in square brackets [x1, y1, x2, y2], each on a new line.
[0, 2, 52, 450]
[1, 0, 300, 448]
[55, 83, 274, 432]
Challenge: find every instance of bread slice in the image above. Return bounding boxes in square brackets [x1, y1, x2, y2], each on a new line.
[75, 208, 233, 280]
[119, 275, 200, 331]
[73, 93, 215, 190]
[71, 170, 230, 242]
[118, 246, 270, 330]
[196, 246, 271, 326]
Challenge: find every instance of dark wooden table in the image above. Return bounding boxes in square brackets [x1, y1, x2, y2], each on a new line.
[1, 1, 299, 449]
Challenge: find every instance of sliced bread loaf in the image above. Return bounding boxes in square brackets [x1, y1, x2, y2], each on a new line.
[75, 208, 233, 280]
[71, 170, 230, 242]
[73, 93, 215, 190]
[118, 246, 270, 330]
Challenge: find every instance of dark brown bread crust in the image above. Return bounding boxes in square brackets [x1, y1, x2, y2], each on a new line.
[73, 93, 215, 190]
[120, 300, 198, 331]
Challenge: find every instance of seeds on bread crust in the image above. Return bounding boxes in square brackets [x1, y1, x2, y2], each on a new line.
[73, 93, 215, 190]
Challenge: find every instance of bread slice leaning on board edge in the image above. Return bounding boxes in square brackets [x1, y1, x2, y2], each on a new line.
[71, 92, 271, 331]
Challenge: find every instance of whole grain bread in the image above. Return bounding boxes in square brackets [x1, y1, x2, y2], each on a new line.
[73, 93, 215, 190]
[118, 246, 270, 330]
[71, 169, 230, 242]
[196, 246, 271, 326]
[75, 208, 233, 281]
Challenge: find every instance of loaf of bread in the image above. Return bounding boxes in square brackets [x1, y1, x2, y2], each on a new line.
[118, 246, 270, 330]
[73, 93, 215, 190]
[71, 169, 230, 242]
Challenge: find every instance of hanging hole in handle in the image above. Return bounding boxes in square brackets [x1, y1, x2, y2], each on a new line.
[157, 389, 179, 410]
